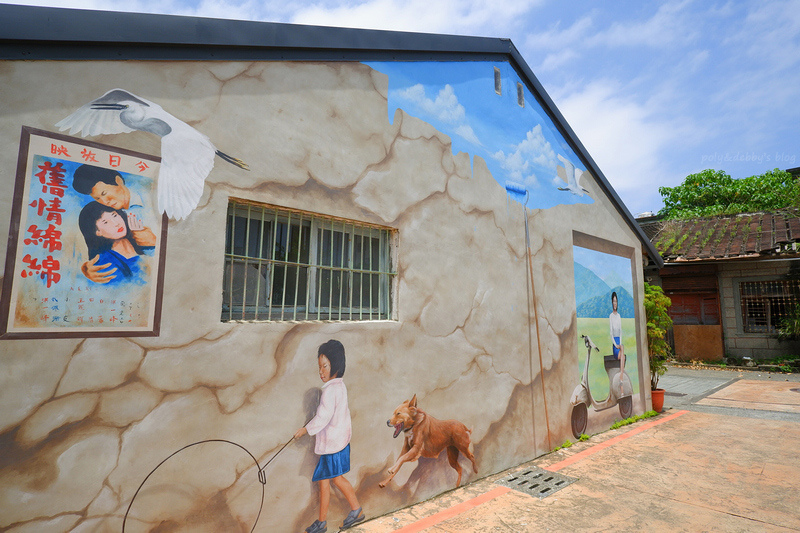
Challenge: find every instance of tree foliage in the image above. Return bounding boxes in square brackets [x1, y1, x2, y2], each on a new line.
[778, 306, 800, 341]
[644, 283, 672, 390]
[658, 168, 800, 219]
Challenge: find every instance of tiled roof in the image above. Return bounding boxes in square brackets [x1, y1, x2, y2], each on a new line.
[637, 208, 800, 262]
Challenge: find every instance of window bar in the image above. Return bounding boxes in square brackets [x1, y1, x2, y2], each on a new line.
[338, 225, 346, 321]
[253, 205, 266, 321]
[308, 214, 317, 321]
[280, 212, 291, 321]
[385, 230, 392, 319]
[226, 207, 236, 321]
[347, 225, 353, 320]
[240, 204, 253, 320]
[378, 229, 383, 319]
[328, 218, 335, 320]
[316, 225, 323, 321]
[369, 229, 374, 320]
[348, 226, 354, 319]
[378, 230, 390, 319]
[359, 230, 365, 321]
[268, 208, 279, 320]
[293, 212, 304, 321]
[378, 229, 385, 319]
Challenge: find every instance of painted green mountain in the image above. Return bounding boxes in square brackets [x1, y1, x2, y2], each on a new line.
[577, 285, 635, 319]
[574, 262, 612, 307]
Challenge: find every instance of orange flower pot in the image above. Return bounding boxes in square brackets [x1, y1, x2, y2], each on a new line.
[651, 388, 665, 413]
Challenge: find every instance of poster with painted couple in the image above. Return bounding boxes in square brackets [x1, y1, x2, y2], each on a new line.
[0, 127, 167, 338]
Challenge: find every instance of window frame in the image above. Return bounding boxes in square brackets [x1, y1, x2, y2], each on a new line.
[737, 277, 800, 334]
[222, 199, 396, 322]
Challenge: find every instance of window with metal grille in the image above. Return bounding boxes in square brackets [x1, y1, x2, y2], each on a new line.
[223, 200, 395, 321]
[739, 279, 800, 333]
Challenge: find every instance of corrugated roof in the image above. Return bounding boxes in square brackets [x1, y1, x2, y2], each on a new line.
[638, 208, 800, 262]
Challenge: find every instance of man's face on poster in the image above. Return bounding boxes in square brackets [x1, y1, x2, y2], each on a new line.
[90, 174, 130, 210]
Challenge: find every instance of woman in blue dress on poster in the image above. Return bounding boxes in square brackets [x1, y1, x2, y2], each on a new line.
[78, 201, 153, 285]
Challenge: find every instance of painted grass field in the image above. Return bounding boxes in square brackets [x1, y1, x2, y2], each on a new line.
[575, 317, 639, 400]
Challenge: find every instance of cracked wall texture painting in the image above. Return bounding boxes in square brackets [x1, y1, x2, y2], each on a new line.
[0, 60, 647, 531]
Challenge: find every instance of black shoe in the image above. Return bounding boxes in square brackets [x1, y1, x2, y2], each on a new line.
[305, 519, 327, 533]
[341, 508, 364, 529]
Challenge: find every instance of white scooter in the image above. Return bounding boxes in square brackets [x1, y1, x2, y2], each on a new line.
[570, 334, 633, 438]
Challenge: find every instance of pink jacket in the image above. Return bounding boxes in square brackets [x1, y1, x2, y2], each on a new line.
[305, 378, 352, 455]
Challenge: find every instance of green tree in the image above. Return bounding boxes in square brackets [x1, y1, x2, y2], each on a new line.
[644, 283, 672, 390]
[658, 168, 800, 219]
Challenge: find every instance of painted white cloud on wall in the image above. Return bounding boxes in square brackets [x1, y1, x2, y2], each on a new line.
[395, 84, 482, 146]
[491, 124, 555, 188]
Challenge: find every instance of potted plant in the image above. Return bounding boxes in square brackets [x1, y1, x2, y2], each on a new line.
[644, 283, 672, 412]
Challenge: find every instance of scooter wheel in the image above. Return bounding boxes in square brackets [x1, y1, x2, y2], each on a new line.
[618, 396, 633, 419]
[571, 403, 587, 439]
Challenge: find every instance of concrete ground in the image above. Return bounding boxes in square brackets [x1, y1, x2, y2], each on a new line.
[348, 366, 800, 532]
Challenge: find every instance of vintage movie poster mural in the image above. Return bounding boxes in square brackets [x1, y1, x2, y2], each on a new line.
[0, 127, 167, 338]
[570, 245, 640, 438]
[366, 61, 594, 210]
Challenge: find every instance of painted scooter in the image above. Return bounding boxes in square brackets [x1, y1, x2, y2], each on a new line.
[570, 334, 633, 438]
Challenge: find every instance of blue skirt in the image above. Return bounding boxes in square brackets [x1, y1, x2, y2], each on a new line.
[612, 337, 621, 359]
[312, 444, 350, 482]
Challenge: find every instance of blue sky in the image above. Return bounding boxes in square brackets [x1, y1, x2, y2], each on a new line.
[367, 60, 593, 210]
[6, 0, 800, 216]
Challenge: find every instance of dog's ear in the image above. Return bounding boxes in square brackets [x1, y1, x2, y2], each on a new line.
[409, 394, 417, 409]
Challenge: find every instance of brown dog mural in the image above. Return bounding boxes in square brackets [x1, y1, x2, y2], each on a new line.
[379, 395, 477, 488]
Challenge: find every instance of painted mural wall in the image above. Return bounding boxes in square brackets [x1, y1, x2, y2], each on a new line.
[0, 58, 649, 532]
[570, 242, 643, 438]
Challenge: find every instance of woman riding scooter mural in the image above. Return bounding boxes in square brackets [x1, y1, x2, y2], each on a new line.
[570, 246, 640, 438]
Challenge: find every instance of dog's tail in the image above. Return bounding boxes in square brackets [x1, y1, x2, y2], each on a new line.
[467, 429, 477, 473]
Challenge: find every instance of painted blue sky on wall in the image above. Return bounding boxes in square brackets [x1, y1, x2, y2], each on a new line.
[366, 61, 594, 211]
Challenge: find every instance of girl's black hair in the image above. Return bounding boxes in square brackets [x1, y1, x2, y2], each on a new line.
[611, 291, 618, 303]
[318, 339, 345, 378]
[78, 201, 144, 258]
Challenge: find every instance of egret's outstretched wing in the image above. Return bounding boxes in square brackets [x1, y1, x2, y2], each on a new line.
[55, 89, 142, 137]
[157, 124, 216, 220]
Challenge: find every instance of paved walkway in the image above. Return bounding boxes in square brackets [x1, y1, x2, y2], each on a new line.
[350, 367, 800, 532]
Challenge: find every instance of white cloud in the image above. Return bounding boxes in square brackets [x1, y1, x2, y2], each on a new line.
[539, 49, 580, 72]
[491, 124, 555, 188]
[291, 0, 543, 35]
[591, 0, 696, 48]
[395, 84, 481, 145]
[526, 15, 594, 50]
[555, 80, 687, 204]
[4, 0, 289, 20]
[526, 0, 696, 73]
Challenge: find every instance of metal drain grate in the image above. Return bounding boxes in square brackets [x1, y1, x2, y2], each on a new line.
[496, 467, 577, 499]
